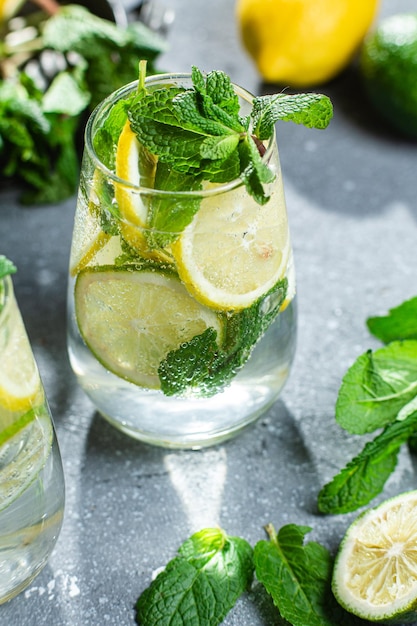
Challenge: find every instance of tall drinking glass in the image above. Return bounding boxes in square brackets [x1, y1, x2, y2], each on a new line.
[67, 73, 297, 449]
[0, 274, 65, 603]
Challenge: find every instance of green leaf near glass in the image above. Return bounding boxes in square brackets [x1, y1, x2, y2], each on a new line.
[318, 295, 417, 515]
[66, 61, 333, 448]
[0, 256, 65, 603]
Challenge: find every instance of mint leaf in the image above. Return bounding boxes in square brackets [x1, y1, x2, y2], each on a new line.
[367, 296, 417, 343]
[0, 256, 17, 280]
[254, 524, 335, 626]
[158, 279, 287, 397]
[42, 71, 90, 116]
[335, 341, 417, 434]
[252, 93, 333, 140]
[145, 163, 203, 248]
[318, 412, 417, 514]
[135, 528, 253, 626]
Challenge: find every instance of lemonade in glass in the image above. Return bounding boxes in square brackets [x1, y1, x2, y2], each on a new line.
[67, 64, 332, 448]
[0, 259, 65, 603]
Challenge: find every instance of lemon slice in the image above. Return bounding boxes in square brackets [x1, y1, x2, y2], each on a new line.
[332, 490, 417, 623]
[70, 169, 112, 276]
[0, 295, 43, 417]
[172, 181, 291, 311]
[74, 266, 223, 389]
[115, 122, 173, 263]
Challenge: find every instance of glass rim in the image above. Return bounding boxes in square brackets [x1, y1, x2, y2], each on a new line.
[0, 274, 12, 330]
[84, 72, 277, 198]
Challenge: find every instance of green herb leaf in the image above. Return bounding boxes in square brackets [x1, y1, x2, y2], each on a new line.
[128, 66, 333, 211]
[335, 341, 417, 434]
[318, 412, 417, 514]
[145, 162, 203, 248]
[0, 256, 17, 279]
[367, 296, 417, 343]
[254, 524, 335, 626]
[158, 279, 287, 397]
[252, 93, 334, 140]
[135, 528, 253, 626]
[42, 71, 90, 116]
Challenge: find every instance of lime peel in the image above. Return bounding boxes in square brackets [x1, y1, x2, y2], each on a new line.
[333, 490, 417, 623]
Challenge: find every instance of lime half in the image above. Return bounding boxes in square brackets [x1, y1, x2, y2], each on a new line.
[74, 266, 223, 389]
[333, 490, 417, 623]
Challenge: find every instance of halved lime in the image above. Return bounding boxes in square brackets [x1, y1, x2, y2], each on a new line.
[332, 490, 417, 623]
[74, 265, 223, 389]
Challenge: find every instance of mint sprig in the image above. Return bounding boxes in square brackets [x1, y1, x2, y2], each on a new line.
[128, 65, 333, 208]
[158, 279, 287, 397]
[135, 528, 253, 626]
[318, 296, 417, 514]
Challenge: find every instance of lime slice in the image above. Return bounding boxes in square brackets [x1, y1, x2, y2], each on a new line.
[171, 181, 291, 311]
[0, 295, 43, 416]
[332, 490, 417, 623]
[74, 266, 223, 389]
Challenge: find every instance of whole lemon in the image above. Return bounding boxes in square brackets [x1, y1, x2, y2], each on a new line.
[360, 13, 417, 139]
[236, 0, 379, 86]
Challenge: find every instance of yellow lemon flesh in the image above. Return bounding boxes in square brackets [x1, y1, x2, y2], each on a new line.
[115, 121, 172, 263]
[0, 293, 43, 430]
[333, 490, 417, 623]
[69, 169, 113, 276]
[172, 180, 290, 311]
[236, 0, 379, 86]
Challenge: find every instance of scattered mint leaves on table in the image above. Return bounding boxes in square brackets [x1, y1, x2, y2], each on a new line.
[128, 64, 333, 208]
[135, 527, 253, 626]
[253, 524, 335, 626]
[135, 524, 361, 626]
[318, 295, 417, 514]
[367, 296, 417, 343]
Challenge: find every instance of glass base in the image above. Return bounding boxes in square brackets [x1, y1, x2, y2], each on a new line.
[68, 300, 297, 449]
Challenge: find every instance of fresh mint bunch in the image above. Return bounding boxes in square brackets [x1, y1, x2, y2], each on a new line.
[128, 64, 333, 206]
[0, 5, 165, 204]
[318, 295, 417, 514]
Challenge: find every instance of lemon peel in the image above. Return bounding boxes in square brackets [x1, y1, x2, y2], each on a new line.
[172, 180, 291, 311]
[237, 0, 379, 86]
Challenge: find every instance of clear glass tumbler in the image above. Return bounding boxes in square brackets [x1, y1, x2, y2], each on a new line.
[0, 274, 65, 603]
[67, 73, 297, 448]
